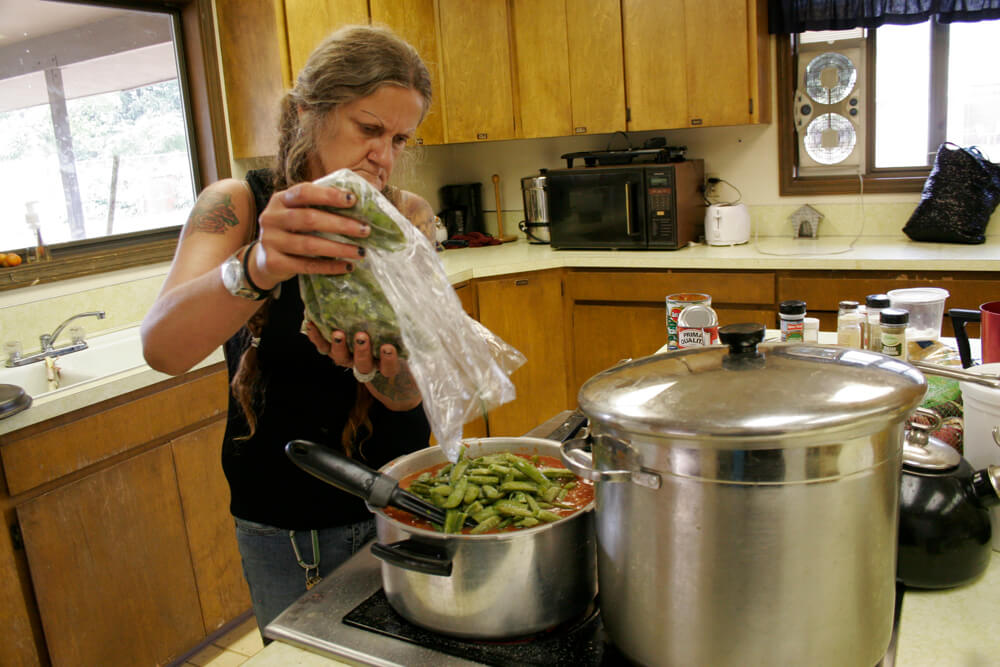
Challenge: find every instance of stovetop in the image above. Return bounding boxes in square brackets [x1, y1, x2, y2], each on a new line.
[265, 543, 902, 667]
[265, 544, 624, 666]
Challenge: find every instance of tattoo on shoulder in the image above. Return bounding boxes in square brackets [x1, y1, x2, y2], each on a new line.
[185, 192, 240, 236]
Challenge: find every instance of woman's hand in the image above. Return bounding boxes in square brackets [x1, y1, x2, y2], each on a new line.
[304, 322, 422, 411]
[247, 182, 373, 290]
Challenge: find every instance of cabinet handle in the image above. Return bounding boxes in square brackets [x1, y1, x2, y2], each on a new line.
[476, 132, 488, 140]
[574, 126, 587, 134]
[515, 279, 529, 286]
[690, 118, 703, 126]
[624, 183, 635, 235]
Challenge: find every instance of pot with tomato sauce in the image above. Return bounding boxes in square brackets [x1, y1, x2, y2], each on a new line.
[368, 436, 596, 639]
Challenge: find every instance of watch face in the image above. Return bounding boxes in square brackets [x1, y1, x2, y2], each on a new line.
[222, 253, 263, 300]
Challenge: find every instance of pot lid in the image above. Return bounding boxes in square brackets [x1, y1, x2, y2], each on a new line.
[578, 323, 927, 444]
[902, 419, 962, 471]
[0, 383, 31, 420]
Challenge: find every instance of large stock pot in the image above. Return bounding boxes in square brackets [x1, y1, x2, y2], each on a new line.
[561, 324, 927, 667]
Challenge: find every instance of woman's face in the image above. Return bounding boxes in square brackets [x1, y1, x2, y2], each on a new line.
[307, 84, 425, 190]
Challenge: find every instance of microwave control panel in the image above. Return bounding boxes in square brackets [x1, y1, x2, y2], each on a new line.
[646, 169, 677, 244]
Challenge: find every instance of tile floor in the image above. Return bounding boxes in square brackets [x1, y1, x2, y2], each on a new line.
[184, 616, 265, 666]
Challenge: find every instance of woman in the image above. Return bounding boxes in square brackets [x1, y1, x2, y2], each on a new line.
[140, 25, 434, 634]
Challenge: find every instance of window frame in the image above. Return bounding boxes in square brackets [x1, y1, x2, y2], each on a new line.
[776, 31, 932, 196]
[0, 0, 229, 292]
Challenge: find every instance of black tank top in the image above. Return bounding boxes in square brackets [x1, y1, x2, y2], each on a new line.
[221, 169, 430, 530]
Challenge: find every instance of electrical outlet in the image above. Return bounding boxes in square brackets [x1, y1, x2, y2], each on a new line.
[705, 174, 721, 197]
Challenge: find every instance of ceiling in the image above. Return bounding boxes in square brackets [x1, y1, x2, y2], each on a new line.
[0, 0, 128, 47]
[0, 1, 178, 112]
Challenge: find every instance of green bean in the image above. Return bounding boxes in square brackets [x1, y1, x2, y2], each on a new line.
[496, 500, 534, 518]
[450, 459, 470, 484]
[429, 484, 452, 497]
[537, 510, 562, 523]
[463, 483, 480, 504]
[525, 493, 541, 515]
[539, 468, 577, 479]
[443, 510, 467, 534]
[516, 517, 540, 528]
[482, 485, 500, 500]
[471, 506, 498, 523]
[441, 477, 468, 509]
[468, 475, 500, 485]
[469, 515, 501, 534]
[541, 485, 561, 502]
[500, 481, 539, 494]
[505, 454, 552, 489]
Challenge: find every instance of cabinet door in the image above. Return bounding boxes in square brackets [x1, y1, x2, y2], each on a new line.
[510, 0, 572, 138]
[684, 0, 751, 127]
[453, 281, 488, 438]
[438, 0, 516, 142]
[172, 420, 251, 634]
[369, 0, 445, 146]
[622, 0, 688, 131]
[17, 446, 204, 666]
[216, 0, 287, 158]
[566, 0, 626, 135]
[284, 0, 370, 81]
[477, 271, 568, 436]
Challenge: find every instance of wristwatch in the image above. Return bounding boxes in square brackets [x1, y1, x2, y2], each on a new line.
[221, 242, 271, 301]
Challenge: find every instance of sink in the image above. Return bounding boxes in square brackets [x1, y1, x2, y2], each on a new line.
[0, 327, 148, 399]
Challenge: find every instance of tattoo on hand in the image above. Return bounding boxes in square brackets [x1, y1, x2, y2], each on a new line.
[186, 192, 239, 236]
[371, 368, 420, 403]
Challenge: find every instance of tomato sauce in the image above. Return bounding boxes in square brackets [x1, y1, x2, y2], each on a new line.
[382, 453, 594, 534]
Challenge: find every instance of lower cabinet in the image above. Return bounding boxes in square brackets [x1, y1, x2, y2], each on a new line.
[563, 269, 776, 400]
[0, 365, 249, 666]
[476, 270, 569, 437]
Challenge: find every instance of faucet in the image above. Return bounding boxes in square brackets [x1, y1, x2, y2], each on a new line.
[4, 311, 106, 367]
[40, 311, 106, 352]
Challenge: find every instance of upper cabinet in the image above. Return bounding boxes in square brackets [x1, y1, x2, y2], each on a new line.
[623, 0, 770, 131]
[369, 0, 445, 146]
[284, 0, 370, 84]
[510, 0, 626, 138]
[438, 0, 516, 143]
[215, 0, 771, 159]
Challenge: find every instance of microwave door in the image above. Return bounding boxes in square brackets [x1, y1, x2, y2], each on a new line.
[547, 171, 646, 249]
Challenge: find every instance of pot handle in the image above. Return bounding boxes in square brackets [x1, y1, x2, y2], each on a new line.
[560, 436, 661, 489]
[370, 539, 454, 577]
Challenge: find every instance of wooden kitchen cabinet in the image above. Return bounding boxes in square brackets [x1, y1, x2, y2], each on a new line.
[216, 0, 289, 158]
[564, 269, 776, 398]
[453, 281, 488, 438]
[437, 0, 516, 143]
[476, 270, 569, 437]
[623, 0, 770, 131]
[510, 0, 625, 138]
[370, 0, 445, 146]
[284, 0, 370, 85]
[0, 365, 247, 666]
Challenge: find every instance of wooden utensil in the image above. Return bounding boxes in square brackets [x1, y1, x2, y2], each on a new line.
[491, 174, 517, 243]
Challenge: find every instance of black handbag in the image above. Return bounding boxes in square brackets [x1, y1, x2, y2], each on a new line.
[903, 143, 1000, 244]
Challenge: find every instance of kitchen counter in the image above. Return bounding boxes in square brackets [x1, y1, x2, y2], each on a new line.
[4, 234, 997, 434]
[243, 552, 1000, 667]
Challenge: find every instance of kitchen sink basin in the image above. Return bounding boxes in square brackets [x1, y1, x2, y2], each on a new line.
[0, 327, 147, 399]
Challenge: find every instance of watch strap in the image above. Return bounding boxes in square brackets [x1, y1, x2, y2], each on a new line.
[242, 240, 271, 296]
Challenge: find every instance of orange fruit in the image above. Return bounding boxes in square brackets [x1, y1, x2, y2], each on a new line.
[4, 253, 23, 267]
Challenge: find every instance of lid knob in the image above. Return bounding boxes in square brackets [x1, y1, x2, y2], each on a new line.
[719, 323, 766, 356]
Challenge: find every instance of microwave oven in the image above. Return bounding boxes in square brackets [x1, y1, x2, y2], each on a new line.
[545, 160, 705, 250]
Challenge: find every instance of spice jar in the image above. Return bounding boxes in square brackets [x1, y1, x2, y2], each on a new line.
[880, 308, 909, 359]
[865, 294, 890, 351]
[779, 300, 807, 342]
[837, 301, 862, 348]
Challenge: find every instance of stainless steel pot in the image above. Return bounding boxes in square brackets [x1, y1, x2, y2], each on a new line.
[561, 324, 927, 667]
[370, 436, 596, 639]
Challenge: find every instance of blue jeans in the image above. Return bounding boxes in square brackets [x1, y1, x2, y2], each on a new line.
[233, 516, 376, 638]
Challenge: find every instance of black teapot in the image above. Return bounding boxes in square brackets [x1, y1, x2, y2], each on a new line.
[898, 412, 1000, 589]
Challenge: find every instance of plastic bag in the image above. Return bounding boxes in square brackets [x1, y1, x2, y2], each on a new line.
[300, 169, 526, 461]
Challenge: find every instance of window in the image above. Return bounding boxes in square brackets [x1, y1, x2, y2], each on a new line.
[777, 17, 1000, 195]
[0, 0, 226, 290]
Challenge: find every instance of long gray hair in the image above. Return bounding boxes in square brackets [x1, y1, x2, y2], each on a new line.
[272, 24, 432, 191]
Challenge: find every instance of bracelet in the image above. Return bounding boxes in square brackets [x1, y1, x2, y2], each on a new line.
[353, 366, 378, 383]
[242, 240, 272, 295]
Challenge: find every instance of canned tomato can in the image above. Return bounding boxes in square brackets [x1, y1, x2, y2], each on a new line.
[666, 293, 712, 349]
[677, 304, 720, 348]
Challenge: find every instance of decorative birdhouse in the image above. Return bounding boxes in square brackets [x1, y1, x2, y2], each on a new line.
[789, 205, 823, 238]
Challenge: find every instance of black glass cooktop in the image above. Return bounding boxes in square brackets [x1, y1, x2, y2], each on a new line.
[343, 589, 628, 666]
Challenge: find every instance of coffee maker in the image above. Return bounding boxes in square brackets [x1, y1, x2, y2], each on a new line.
[439, 183, 484, 238]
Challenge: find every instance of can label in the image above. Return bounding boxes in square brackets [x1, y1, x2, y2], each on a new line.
[666, 293, 712, 349]
[781, 319, 804, 342]
[678, 325, 720, 348]
[881, 330, 905, 358]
